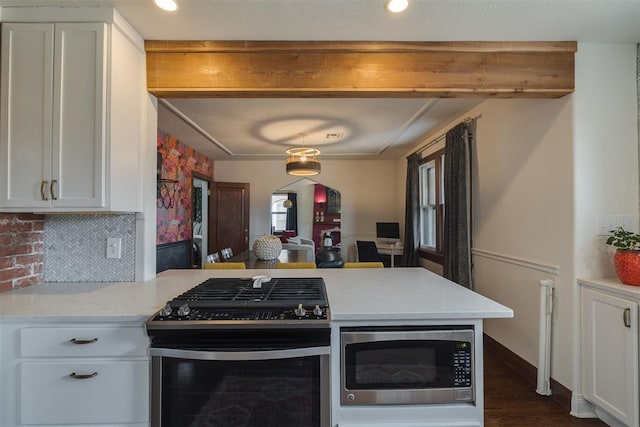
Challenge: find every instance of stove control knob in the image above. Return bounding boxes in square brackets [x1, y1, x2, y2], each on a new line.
[313, 305, 324, 317]
[177, 303, 191, 317]
[159, 303, 173, 317]
[294, 303, 306, 317]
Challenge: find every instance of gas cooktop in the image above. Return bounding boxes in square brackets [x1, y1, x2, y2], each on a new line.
[147, 277, 330, 329]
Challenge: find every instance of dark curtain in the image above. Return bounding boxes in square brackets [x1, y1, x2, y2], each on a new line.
[401, 153, 421, 267]
[443, 121, 474, 288]
[285, 193, 298, 232]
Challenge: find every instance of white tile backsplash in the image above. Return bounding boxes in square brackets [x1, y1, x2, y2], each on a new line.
[44, 214, 136, 282]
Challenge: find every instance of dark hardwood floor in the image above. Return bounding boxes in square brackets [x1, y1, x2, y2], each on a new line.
[484, 350, 606, 426]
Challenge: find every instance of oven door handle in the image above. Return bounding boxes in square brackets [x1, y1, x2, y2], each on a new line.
[150, 345, 330, 361]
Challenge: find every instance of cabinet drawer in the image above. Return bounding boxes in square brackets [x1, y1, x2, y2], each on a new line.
[21, 360, 149, 424]
[21, 326, 148, 357]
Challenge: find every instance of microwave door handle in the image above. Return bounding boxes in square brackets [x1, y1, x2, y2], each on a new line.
[150, 346, 330, 361]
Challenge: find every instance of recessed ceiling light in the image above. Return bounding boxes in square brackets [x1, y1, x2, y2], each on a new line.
[155, 0, 178, 12]
[325, 132, 344, 140]
[386, 0, 408, 13]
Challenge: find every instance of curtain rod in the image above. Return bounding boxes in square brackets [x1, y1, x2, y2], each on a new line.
[412, 114, 483, 156]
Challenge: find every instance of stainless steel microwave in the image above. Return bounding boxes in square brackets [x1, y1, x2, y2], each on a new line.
[341, 327, 474, 405]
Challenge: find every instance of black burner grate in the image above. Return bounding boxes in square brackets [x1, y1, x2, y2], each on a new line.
[170, 277, 327, 308]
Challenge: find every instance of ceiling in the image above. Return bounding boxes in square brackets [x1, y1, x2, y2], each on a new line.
[157, 98, 484, 160]
[1, 0, 639, 161]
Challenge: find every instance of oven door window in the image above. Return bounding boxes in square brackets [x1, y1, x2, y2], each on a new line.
[344, 339, 463, 390]
[160, 356, 322, 427]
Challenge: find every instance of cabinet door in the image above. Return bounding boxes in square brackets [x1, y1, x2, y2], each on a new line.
[21, 360, 149, 424]
[0, 23, 54, 208]
[51, 23, 106, 208]
[582, 288, 639, 426]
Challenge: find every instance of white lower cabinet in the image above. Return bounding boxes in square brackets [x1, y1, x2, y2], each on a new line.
[21, 360, 148, 425]
[1, 322, 149, 427]
[580, 280, 640, 427]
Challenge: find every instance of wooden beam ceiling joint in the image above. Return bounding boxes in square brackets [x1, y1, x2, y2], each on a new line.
[145, 40, 576, 99]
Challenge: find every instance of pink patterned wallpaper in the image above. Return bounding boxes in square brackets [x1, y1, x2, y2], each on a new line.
[157, 131, 214, 245]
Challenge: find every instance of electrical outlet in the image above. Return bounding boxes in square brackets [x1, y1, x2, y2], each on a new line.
[106, 238, 122, 259]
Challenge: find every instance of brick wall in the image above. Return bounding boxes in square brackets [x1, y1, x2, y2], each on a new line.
[0, 213, 45, 292]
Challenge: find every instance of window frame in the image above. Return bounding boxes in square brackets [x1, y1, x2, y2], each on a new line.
[418, 148, 445, 265]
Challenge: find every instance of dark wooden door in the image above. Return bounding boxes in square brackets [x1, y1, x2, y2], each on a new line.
[209, 182, 250, 257]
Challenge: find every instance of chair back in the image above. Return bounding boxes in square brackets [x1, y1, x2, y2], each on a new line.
[206, 252, 221, 263]
[344, 262, 384, 268]
[315, 248, 344, 268]
[205, 262, 245, 269]
[276, 262, 317, 269]
[356, 240, 382, 262]
[220, 247, 234, 260]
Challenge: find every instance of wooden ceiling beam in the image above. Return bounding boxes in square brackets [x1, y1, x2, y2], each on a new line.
[145, 41, 576, 99]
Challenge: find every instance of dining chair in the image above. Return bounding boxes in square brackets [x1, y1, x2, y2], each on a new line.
[205, 262, 246, 269]
[315, 248, 344, 268]
[220, 247, 234, 260]
[343, 262, 384, 268]
[356, 240, 390, 267]
[206, 252, 221, 263]
[276, 262, 317, 269]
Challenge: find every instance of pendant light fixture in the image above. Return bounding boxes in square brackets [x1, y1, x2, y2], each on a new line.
[285, 133, 321, 176]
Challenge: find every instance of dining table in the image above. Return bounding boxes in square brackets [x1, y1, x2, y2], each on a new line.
[227, 248, 311, 269]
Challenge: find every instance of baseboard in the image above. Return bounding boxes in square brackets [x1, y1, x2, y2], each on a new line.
[571, 393, 597, 418]
[483, 334, 573, 412]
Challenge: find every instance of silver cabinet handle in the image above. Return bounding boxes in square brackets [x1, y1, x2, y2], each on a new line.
[40, 180, 48, 201]
[623, 308, 631, 328]
[50, 179, 57, 200]
[69, 372, 98, 380]
[69, 338, 98, 344]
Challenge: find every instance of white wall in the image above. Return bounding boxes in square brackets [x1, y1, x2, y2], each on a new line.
[572, 42, 639, 407]
[397, 93, 575, 391]
[136, 94, 158, 281]
[573, 43, 639, 279]
[214, 159, 402, 262]
[467, 97, 575, 389]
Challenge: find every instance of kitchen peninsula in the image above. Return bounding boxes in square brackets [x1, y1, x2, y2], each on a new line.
[0, 268, 512, 427]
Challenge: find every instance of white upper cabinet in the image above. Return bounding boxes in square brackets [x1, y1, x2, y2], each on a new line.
[0, 18, 144, 212]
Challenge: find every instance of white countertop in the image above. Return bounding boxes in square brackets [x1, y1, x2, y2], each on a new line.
[0, 268, 513, 322]
[323, 267, 512, 320]
[578, 277, 640, 299]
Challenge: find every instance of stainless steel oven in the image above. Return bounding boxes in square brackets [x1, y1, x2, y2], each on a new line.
[341, 326, 474, 405]
[146, 277, 331, 427]
[150, 328, 330, 427]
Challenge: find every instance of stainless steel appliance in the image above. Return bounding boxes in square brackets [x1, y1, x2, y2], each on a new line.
[341, 327, 474, 405]
[146, 277, 330, 427]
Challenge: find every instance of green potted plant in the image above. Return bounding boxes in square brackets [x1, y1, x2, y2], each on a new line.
[606, 226, 640, 286]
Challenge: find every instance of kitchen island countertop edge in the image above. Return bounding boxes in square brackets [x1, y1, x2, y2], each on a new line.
[0, 268, 513, 322]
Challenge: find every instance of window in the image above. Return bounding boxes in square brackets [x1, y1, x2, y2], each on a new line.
[419, 149, 444, 260]
[271, 194, 289, 232]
